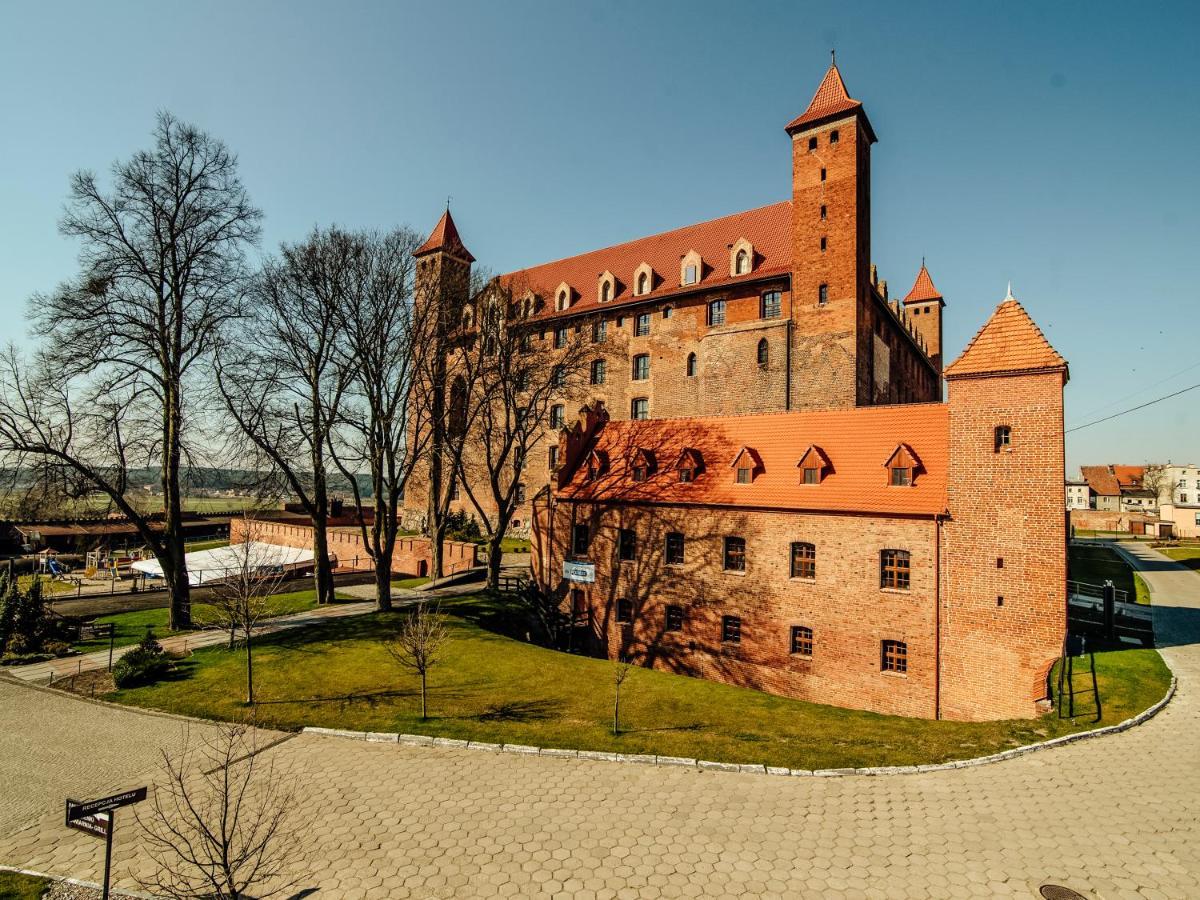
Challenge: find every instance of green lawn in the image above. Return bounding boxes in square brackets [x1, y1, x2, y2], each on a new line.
[1160, 546, 1200, 573]
[0, 871, 49, 900]
[109, 593, 1172, 771]
[1069, 544, 1152, 604]
[500, 537, 531, 553]
[393, 576, 431, 590]
[72, 589, 339, 653]
[184, 538, 231, 552]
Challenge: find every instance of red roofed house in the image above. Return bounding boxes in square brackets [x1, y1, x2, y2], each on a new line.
[407, 59, 944, 532]
[532, 294, 1069, 721]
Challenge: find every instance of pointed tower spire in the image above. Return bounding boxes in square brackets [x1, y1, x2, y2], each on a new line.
[415, 208, 475, 263]
[903, 262, 943, 303]
[785, 58, 874, 140]
[945, 292, 1067, 380]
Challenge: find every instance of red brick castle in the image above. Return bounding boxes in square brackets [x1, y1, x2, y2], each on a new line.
[415, 60, 1069, 720]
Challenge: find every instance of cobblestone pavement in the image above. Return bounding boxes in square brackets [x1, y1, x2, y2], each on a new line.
[1, 545, 1197, 898]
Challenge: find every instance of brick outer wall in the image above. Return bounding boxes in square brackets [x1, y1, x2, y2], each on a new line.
[940, 370, 1067, 721]
[542, 501, 940, 719]
[231, 518, 477, 578]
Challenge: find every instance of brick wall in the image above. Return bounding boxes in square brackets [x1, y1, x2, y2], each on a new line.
[940, 370, 1067, 721]
[231, 518, 478, 578]
[539, 500, 940, 719]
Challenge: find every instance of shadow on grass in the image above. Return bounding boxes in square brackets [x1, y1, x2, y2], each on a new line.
[472, 698, 564, 722]
[617, 721, 709, 736]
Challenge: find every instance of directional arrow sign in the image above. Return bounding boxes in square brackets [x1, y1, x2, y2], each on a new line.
[64, 805, 110, 839]
[66, 787, 147, 821]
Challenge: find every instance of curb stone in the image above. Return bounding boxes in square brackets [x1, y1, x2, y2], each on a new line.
[366, 732, 399, 743]
[289, 672, 1174, 778]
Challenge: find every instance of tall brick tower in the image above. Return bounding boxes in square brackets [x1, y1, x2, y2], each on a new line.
[903, 262, 946, 379]
[785, 58, 877, 409]
[940, 291, 1068, 720]
[413, 208, 474, 546]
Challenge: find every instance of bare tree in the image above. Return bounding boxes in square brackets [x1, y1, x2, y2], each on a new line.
[136, 722, 307, 900]
[385, 602, 449, 720]
[1143, 464, 1169, 506]
[0, 112, 261, 630]
[198, 515, 287, 704]
[459, 280, 590, 589]
[613, 660, 633, 735]
[329, 228, 433, 611]
[217, 228, 358, 606]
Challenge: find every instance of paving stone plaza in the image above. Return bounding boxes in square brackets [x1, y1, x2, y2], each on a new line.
[2, 542, 1197, 898]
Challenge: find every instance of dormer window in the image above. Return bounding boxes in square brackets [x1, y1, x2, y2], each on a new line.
[585, 449, 608, 482]
[675, 447, 703, 483]
[633, 262, 654, 297]
[632, 465, 648, 483]
[730, 447, 760, 484]
[883, 444, 921, 487]
[796, 445, 830, 485]
[598, 271, 615, 303]
[630, 448, 656, 484]
[681, 250, 702, 287]
[555, 281, 572, 311]
[730, 238, 754, 277]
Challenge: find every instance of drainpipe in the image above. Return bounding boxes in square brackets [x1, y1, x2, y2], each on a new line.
[934, 512, 943, 721]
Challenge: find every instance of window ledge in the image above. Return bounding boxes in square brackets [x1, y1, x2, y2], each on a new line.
[881, 670, 908, 679]
[879, 587, 911, 595]
[789, 653, 813, 661]
[722, 569, 748, 577]
[789, 576, 817, 583]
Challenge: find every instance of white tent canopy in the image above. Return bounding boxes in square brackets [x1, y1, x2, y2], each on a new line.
[131, 541, 315, 587]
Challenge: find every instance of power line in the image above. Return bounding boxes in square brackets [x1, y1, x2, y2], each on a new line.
[1066, 382, 1200, 434]
[1071, 358, 1200, 422]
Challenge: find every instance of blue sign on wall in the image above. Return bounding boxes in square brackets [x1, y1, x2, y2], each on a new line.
[563, 560, 595, 583]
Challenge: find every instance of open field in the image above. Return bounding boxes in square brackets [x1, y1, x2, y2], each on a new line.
[0, 871, 48, 900]
[108, 593, 1171, 771]
[1069, 543, 1152, 604]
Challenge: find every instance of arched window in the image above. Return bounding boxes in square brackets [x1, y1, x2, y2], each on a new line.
[601, 281, 611, 303]
[735, 249, 749, 275]
[756, 338, 769, 368]
[557, 290, 568, 311]
[637, 272, 648, 296]
[686, 352, 697, 377]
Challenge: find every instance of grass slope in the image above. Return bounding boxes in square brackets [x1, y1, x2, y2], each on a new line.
[1160, 546, 1200, 573]
[0, 871, 48, 900]
[111, 594, 1172, 771]
[1068, 544, 1152, 604]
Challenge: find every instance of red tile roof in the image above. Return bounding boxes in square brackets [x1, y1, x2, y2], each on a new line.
[559, 404, 949, 517]
[415, 209, 475, 262]
[784, 62, 864, 134]
[501, 201, 793, 322]
[1080, 465, 1120, 497]
[944, 296, 1067, 379]
[903, 263, 942, 303]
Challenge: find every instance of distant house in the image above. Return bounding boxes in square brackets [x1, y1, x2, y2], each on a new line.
[1065, 479, 1090, 510]
[1157, 462, 1200, 539]
[1079, 464, 1151, 512]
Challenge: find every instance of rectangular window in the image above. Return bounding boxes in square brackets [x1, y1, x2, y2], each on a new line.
[632, 465, 648, 483]
[882, 640, 908, 673]
[551, 365, 566, 388]
[790, 625, 813, 657]
[571, 523, 589, 556]
[555, 327, 567, 349]
[631, 397, 649, 420]
[635, 313, 651, 336]
[723, 536, 746, 572]
[818, 283, 828, 305]
[519, 333, 532, 353]
[592, 320, 607, 342]
[548, 445, 558, 469]
[678, 468, 693, 483]
[591, 359, 606, 385]
[617, 599, 633, 624]
[790, 542, 816, 579]
[684, 264, 698, 285]
[618, 528, 637, 562]
[722, 615, 741, 643]
[549, 404, 564, 429]
[890, 467, 911, 486]
[632, 354, 650, 381]
[665, 605, 684, 632]
[665, 531, 685, 565]
[994, 425, 1012, 452]
[880, 550, 911, 590]
[736, 466, 752, 484]
[760, 290, 782, 319]
[449, 480, 459, 501]
[515, 483, 526, 503]
[707, 299, 726, 327]
[802, 467, 819, 485]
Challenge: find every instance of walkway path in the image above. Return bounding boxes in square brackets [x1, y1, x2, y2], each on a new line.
[1, 546, 1197, 897]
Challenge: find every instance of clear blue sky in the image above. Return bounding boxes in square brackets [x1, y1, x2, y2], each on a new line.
[2, 0, 1197, 474]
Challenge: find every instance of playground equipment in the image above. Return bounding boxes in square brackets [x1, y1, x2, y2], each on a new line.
[84, 547, 150, 581]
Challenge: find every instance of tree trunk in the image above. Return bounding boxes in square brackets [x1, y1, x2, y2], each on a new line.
[162, 380, 191, 631]
[420, 670, 427, 720]
[245, 628, 254, 706]
[430, 517, 447, 582]
[613, 685, 620, 735]
[311, 509, 335, 606]
[374, 561, 392, 612]
[485, 534, 504, 591]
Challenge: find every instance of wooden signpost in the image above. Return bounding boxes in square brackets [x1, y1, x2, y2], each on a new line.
[64, 787, 147, 900]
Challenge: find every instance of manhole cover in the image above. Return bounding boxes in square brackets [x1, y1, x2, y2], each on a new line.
[1039, 886, 1087, 900]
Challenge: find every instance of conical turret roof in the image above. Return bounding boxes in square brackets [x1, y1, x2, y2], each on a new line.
[415, 208, 475, 262]
[945, 294, 1067, 380]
